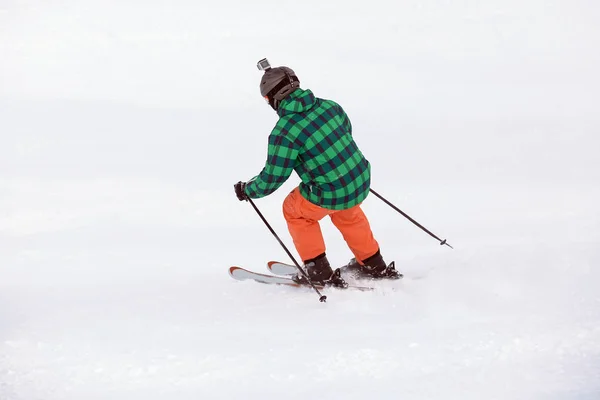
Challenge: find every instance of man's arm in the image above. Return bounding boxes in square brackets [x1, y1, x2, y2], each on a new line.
[245, 131, 299, 199]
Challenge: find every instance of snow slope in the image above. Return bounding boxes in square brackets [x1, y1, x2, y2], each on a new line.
[1, 1, 600, 399]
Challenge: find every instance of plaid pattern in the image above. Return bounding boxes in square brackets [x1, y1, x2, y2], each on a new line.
[245, 89, 371, 210]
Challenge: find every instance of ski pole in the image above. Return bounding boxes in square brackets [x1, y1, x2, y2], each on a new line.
[369, 188, 453, 249]
[246, 198, 327, 302]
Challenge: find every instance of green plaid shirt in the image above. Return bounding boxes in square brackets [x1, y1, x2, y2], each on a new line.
[245, 88, 371, 210]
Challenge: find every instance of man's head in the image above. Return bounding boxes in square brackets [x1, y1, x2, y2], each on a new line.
[258, 58, 300, 111]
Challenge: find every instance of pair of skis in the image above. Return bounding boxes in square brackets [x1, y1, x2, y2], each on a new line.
[229, 261, 378, 292]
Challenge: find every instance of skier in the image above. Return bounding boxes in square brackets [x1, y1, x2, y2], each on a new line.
[234, 59, 399, 286]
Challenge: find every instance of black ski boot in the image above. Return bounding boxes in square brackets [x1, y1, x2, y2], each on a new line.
[341, 250, 402, 280]
[293, 253, 348, 288]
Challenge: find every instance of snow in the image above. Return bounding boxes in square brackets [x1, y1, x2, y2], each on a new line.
[1, 1, 600, 399]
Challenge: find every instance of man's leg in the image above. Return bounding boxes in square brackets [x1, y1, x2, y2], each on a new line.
[282, 187, 332, 262]
[329, 205, 379, 263]
[330, 205, 400, 278]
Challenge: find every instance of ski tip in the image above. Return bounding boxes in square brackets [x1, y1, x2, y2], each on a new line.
[229, 266, 242, 276]
[267, 261, 286, 273]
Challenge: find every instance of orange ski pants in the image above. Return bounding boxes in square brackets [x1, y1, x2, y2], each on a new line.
[283, 187, 379, 263]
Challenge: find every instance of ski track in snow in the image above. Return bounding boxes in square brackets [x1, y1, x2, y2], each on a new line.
[2, 1, 600, 399]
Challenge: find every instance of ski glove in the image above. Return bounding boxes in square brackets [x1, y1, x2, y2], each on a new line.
[234, 181, 249, 201]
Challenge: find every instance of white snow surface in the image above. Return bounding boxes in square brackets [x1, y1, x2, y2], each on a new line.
[1, 1, 600, 399]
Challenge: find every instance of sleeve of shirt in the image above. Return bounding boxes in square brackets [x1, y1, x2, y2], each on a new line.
[245, 130, 299, 199]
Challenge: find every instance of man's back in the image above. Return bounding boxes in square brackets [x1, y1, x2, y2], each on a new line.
[246, 88, 371, 210]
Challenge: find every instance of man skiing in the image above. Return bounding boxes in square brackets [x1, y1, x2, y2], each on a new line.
[234, 59, 399, 286]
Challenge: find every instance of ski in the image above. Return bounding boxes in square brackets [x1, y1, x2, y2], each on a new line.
[229, 266, 374, 292]
[267, 260, 403, 280]
[267, 261, 298, 276]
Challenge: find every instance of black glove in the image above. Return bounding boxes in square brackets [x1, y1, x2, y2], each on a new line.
[234, 181, 249, 201]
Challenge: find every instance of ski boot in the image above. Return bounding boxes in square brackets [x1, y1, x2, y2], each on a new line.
[341, 250, 402, 280]
[293, 253, 348, 288]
